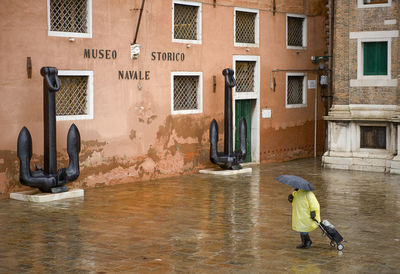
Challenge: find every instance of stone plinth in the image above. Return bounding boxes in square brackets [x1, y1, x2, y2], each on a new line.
[199, 167, 252, 175]
[10, 189, 84, 202]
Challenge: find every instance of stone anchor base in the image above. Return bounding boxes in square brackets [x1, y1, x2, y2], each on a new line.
[199, 167, 252, 175]
[10, 189, 84, 203]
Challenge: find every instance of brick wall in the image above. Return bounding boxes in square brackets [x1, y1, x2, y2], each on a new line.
[332, 0, 399, 106]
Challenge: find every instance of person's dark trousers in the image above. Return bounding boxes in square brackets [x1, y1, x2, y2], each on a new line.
[297, 232, 312, 249]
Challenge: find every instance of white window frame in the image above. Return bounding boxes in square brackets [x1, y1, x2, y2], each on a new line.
[47, 0, 92, 38]
[286, 13, 307, 50]
[285, 72, 307, 108]
[172, 0, 202, 44]
[350, 31, 398, 87]
[358, 0, 391, 8]
[171, 71, 203, 115]
[56, 70, 94, 121]
[234, 7, 259, 48]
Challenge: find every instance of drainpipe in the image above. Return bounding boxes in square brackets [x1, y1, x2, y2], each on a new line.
[314, 74, 318, 158]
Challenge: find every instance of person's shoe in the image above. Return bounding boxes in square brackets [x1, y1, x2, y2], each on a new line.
[303, 234, 312, 249]
[296, 234, 307, 248]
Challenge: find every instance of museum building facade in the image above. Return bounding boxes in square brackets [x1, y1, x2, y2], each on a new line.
[0, 0, 328, 197]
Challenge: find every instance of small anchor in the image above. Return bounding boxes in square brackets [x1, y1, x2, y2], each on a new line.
[209, 68, 247, 170]
[17, 67, 81, 193]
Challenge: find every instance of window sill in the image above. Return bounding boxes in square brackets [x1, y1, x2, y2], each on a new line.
[350, 78, 398, 87]
[286, 46, 306, 50]
[285, 104, 307, 109]
[172, 39, 201, 45]
[234, 42, 259, 48]
[48, 31, 92, 39]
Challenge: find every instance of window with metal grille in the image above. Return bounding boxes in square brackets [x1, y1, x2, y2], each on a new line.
[287, 14, 306, 48]
[56, 71, 93, 120]
[286, 74, 306, 107]
[360, 126, 386, 149]
[173, 1, 201, 43]
[235, 61, 256, 93]
[172, 72, 203, 114]
[235, 11, 256, 44]
[48, 0, 91, 38]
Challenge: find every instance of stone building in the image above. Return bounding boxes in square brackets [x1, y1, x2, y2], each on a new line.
[0, 0, 328, 198]
[322, 0, 400, 172]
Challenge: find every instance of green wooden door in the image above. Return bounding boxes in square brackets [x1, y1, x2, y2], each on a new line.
[235, 99, 252, 162]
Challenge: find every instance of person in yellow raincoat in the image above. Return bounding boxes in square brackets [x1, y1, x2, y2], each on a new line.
[288, 189, 321, 249]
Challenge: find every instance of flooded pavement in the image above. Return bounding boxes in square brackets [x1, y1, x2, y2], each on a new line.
[0, 158, 399, 273]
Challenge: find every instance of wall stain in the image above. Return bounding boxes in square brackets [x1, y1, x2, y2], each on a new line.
[129, 130, 136, 140]
[0, 115, 223, 198]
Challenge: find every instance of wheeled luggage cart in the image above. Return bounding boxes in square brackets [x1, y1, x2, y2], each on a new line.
[316, 219, 344, 251]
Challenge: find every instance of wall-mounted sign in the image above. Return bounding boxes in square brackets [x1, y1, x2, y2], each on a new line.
[84, 49, 117, 59]
[307, 80, 316, 89]
[151, 52, 185, 61]
[118, 70, 150, 80]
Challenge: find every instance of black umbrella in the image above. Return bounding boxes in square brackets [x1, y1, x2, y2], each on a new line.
[274, 175, 315, 191]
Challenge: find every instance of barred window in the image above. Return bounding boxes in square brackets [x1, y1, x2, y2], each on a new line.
[171, 72, 203, 114]
[235, 61, 256, 93]
[56, 71, 93, 120]
[48, 0, 92, 38]
[173, 1, 201, 43]
[287, 14, 306, 48]
[286, 74, 306, 107]
[234, 8, 259, 46]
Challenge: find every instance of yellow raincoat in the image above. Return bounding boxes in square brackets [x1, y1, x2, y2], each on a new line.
[292, 190, 321, 232]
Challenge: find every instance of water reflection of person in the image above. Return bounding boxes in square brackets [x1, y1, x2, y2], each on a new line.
[288, 189, 321, 249]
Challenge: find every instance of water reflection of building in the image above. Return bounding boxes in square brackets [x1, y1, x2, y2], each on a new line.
[322, 0, 400, 173]
[0, 0, 328, 195]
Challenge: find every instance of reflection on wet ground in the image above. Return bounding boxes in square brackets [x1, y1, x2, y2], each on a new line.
[0, 159, 399, 273]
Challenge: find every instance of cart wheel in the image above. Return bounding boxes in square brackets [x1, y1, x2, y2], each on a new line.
[330, 241, 335, 247]
[337, 244, 344, 251]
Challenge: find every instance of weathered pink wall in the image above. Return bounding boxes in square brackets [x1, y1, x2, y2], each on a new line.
[0, 0, 327, 198]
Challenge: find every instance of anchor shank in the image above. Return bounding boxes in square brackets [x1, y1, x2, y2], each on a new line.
[223, 69, 235, 157]
[41, 67, 60, 176]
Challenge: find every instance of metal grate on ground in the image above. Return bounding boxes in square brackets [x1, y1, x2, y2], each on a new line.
[287, 17, 304, 47]
[235, 61, 256, 93]
[56, 76, 88, 116]
[174, 4, 198, 40]
[235, 11, 256, 44]
[50, 0, 88, 33]
[173, 76, 199, 111]
[287, 76, 304, 105]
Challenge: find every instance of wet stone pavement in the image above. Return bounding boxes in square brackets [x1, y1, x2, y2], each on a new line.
[0, 158, 400, 273]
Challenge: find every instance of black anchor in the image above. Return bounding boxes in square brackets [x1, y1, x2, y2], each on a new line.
[209, 68, 247, 170]
[17, 67, 81, 193]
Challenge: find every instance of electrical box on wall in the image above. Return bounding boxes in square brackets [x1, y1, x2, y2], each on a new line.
[320, 75, 328, 86]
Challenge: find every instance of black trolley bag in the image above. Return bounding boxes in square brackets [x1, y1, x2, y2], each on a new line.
[315, 219, 344, 251]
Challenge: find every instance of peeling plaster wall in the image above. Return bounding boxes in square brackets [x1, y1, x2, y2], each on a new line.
[0, 0, 327, 198]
